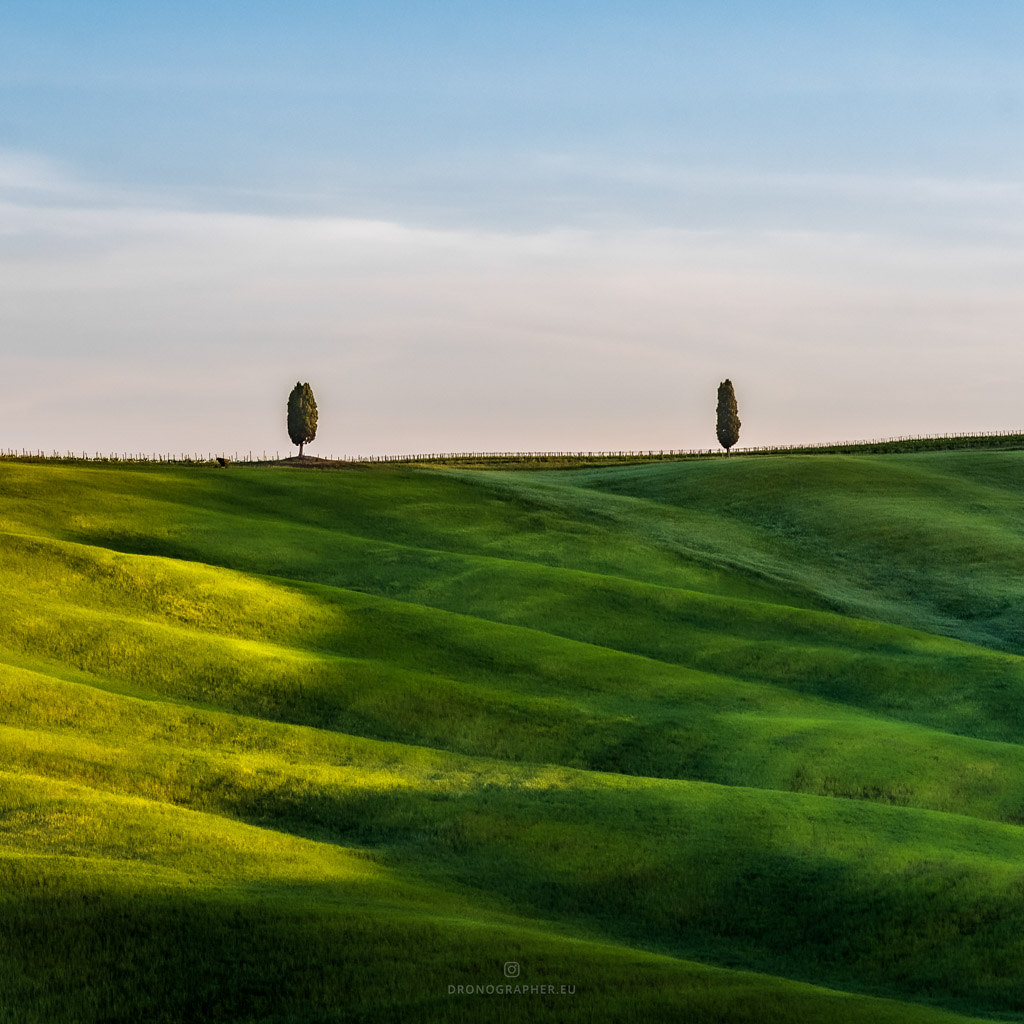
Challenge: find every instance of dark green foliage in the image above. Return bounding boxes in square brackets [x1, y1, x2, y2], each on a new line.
[716, 378, 741, 452]
[286, 381, 318, 456]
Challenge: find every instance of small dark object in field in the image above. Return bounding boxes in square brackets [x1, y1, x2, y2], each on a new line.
[216, 457, 230, 468]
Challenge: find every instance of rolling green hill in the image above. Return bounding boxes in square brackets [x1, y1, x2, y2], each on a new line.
[3, 451, 1024, 1022]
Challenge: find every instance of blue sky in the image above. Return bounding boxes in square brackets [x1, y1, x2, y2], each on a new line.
[2, 2, 1023, 454]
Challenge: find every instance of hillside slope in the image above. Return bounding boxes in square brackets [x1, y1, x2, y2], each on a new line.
[2, 452, 1024, 1022]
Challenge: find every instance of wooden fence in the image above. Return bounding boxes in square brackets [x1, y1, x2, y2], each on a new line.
[2, 429, 1023, 466]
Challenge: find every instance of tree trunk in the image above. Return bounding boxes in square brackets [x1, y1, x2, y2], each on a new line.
[299, 442, 304, 457]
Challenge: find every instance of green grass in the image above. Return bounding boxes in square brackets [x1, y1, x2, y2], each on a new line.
[4, 452, 1024, 1021]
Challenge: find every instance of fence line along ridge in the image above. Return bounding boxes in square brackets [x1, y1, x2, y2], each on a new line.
[2, 429, 1024, 466]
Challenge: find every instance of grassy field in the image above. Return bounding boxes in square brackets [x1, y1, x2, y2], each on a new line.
[3, 451, 1024, 1022]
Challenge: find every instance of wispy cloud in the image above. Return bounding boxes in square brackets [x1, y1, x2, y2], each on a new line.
[3, 153, 1024, 455]
[0, 150, 74, 193]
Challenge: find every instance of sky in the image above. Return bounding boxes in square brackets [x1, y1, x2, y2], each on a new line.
[2, 1, 1024, 457]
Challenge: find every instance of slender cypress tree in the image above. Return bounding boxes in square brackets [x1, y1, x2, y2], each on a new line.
[716, 379, 740, 454]
[287, 382, 318, 457]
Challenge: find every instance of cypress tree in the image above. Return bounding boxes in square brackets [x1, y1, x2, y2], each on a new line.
[716, 379, 740, 454]
[287, 382, 318, 457]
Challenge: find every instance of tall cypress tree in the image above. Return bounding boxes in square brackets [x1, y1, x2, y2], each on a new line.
[716, 379, 740, 454]
[287, 382, 318, 457]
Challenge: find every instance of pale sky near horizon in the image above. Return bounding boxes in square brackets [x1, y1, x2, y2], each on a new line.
[3, 2, 1024, 456]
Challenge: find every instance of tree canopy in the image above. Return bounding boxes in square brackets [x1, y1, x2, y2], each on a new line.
[716, 379, 740, 453]
[287, 382, 318, 457]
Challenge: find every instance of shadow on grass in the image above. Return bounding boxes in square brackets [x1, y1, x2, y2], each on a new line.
[0, 872, 991, 1024]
